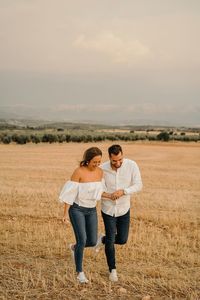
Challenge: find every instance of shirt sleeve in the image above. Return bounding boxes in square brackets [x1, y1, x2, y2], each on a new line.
[95, 178, 107, 200]
[101, 178, 107, 192]
[59, 181, 79, 205]
[124, 162, 143, 195]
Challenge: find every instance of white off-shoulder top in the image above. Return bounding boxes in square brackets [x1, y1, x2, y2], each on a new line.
[59, 180, 105, 208]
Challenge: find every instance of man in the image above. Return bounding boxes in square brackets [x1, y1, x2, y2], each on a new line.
[95, 144, 142, 282]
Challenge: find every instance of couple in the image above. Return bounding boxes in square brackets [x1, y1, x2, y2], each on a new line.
[59, 144, 142, 284]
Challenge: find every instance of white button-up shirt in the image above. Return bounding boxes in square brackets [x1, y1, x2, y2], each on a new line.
[101, 158, 142, 217]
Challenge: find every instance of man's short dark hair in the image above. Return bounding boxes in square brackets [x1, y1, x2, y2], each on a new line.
[108, 144, 123, 157]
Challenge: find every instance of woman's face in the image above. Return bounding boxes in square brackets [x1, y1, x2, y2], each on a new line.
[87, 155, 102, 169]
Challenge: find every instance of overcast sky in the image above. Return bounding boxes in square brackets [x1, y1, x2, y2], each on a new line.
[0, 0, 200, 126]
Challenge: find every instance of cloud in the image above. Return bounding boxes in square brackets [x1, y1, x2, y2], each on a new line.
[56, 104, 121, 113]
[55, 103, 178, 115]
[128, 103, 175, 115]
[73, 31, 150, 64]
[55, 103, 200, 120]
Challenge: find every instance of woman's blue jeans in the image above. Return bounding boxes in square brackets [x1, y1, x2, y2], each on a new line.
[101, 209, 130, 272]
[68, 203, 97, 272]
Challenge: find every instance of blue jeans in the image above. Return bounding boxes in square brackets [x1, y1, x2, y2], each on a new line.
[68, 203, 97, 272]
[101, 209, 130, 272]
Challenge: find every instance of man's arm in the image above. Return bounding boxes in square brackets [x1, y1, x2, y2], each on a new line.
[123, 162, 142, 194]
[112, 162, 142, 199]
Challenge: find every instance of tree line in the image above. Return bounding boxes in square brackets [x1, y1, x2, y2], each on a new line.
[0, 131, 199, 144]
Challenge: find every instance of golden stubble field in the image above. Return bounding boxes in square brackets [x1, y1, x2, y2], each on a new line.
[0, 142, 199, 300]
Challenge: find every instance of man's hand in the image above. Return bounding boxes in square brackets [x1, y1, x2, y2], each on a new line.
[111, 189, 124, 200]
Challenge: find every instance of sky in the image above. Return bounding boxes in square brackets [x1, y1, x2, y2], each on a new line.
[0, 0, 200, 126]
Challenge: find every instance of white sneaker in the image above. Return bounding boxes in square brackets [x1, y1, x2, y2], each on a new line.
[94, 233, 104, 252]
[109, 269, 118, 282]
[69, 243, 75, 262]
[77, 272, 89, 284]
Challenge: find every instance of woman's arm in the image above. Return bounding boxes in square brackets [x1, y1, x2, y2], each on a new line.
[102, 191, 112, 199]
[62, 203, 70, 224]
[60, 168, 81, 224]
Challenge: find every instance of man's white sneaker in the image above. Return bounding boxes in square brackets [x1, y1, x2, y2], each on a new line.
[94, 233, 104, 252]
[77, 272, 89, 284]
[109, 269, 118, 282]
[69, 243, 75, 262]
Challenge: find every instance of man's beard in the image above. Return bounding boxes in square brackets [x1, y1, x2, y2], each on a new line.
[112, 163, 122, 169]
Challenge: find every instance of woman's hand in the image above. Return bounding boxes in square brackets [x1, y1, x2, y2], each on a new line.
[111, 189, 124, 200]
[62, 203, 70, 224]
[62, 215, 70, 224]
[102, 192, 112, 199]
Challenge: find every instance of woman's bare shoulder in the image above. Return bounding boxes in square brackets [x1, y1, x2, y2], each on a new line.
[71, 167, 82, 182]
[97, 167, 103, 177]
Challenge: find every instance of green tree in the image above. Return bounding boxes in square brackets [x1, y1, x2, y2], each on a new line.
[157, 131, 170, 141]
[2, 135, 11, 144]
[16, 135, 30, 144]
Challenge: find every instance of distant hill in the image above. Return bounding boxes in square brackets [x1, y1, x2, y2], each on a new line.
[0, 106, 199, 128]
[0, 118, 199, 132]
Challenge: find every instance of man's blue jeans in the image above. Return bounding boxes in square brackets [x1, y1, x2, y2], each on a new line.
[101, 209, 130, 272]
[69, 203, 97, 272]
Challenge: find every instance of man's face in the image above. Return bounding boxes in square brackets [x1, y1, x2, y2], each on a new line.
[109, 152, 123, 170]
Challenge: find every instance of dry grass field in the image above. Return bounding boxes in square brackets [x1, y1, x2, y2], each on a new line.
[0, 142, 199, 300]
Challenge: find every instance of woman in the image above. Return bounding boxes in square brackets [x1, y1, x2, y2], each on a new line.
[59, 147, 110, 283]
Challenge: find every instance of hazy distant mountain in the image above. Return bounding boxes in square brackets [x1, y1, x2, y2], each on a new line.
[0, 105, 199, 127]
[0, 109, 22, 120]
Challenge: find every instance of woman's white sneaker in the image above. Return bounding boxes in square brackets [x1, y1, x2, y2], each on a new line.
[77, 272, 89, 283]
[109, 269, 118, 282]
